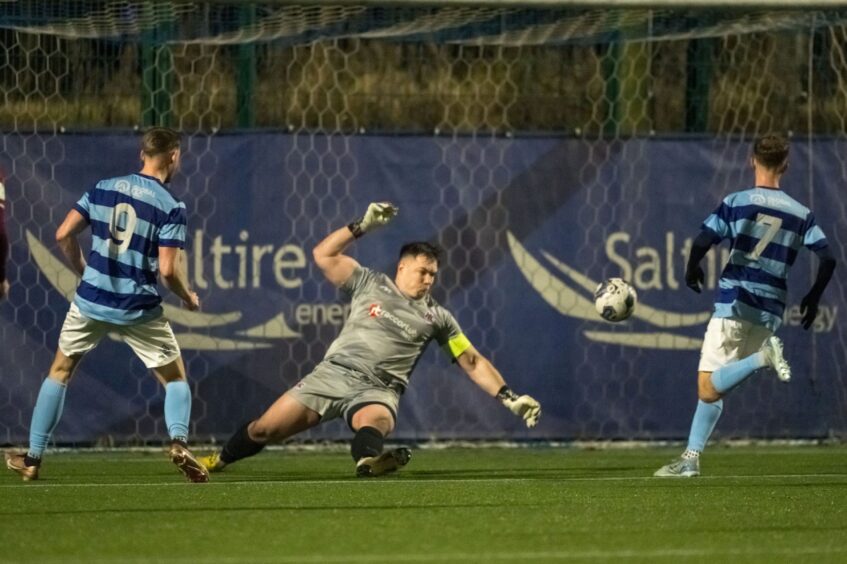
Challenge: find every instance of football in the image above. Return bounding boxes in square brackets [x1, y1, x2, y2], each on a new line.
[593, 278, 637, 322]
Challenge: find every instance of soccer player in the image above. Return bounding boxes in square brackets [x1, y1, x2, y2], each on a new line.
[655, 135, 836, 478]
[4, 127, 209, 482]
[200, 202, 542, 477]
[0, 170, 9, 301]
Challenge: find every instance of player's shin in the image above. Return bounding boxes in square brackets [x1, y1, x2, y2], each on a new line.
[220, 421, 267, 464]
[27, 377, 68, 464]
[351, 426, 384, 461]
[164, 381, 191, 443]
[687, 399, 724, 453]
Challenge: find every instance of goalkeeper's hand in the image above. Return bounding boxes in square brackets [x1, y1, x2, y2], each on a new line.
[498, 387, 541, 428]
[358, 202, 398, 234]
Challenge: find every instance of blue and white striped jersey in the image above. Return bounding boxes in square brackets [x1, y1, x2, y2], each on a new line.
[703, 186, 828, 331]
[72, 173, 187, 325]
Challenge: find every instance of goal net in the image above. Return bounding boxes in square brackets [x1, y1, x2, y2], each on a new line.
[1, 2, 845, 445]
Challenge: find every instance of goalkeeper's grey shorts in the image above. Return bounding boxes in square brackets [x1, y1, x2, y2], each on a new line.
[289, 360, 401, 429]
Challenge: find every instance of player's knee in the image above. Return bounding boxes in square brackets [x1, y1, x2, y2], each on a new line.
[697, 375, 722, 403]
[246, 420, 273, 444]
[48, 363, 75, 384]
[367, 416, 394, 436]
[49, 351, 80, 384]
[698, 391, 722, 403]
[152, 357, 187, 384]
[351, 408, 394, 436]
[696, 370, 722, 402]
[47, 370, 72, 385]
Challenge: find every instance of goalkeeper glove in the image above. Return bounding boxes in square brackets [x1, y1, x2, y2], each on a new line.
[497, 386, 541, 428]
[349, 202, 398, 238]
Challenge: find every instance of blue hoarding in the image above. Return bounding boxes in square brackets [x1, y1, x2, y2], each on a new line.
[1, 133, 844, 443]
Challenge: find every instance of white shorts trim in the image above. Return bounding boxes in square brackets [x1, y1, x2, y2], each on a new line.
[58, 303, 181, 369]
[698, 317, 772, 373]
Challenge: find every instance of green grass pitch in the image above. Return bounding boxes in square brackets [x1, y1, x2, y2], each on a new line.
[1, 446, 845, 563]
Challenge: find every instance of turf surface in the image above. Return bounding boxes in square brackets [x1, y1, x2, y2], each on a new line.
[1, 446, 845, 563]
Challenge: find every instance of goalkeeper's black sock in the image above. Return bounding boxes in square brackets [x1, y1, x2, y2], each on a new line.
[351, 426, 384, 461]
[220, 422, 266, 464]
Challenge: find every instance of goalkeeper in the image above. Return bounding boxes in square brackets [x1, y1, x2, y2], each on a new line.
[202, 202, 541, 477]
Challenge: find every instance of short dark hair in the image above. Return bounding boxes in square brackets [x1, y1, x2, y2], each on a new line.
[753, 135, 789, 172]
[399, 242, 442, 265]
[141, 127, 181, 157]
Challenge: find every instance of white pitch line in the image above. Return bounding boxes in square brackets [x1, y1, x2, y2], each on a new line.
[26, 546, 847, 564]
[0, 473, 845, 489]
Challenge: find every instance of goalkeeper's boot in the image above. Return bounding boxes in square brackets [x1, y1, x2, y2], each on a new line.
[760, 336, 791, 382]
[5, 452, 39, 481]
[653, 456, 700, 478]
[198, 451, 227, 473]
[169, 443, 210, 483]
[356, 448, 412, 478]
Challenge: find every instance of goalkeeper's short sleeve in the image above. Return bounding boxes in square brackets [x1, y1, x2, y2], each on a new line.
[435, 310, 471, 360]
[340, 265, 377, 296]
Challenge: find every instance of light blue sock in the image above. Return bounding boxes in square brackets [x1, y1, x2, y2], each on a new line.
[28, 378, 67, 459]
[164, 381, 191, 442]
[686, 399, 724, 452]
[710, 352, 766, 394]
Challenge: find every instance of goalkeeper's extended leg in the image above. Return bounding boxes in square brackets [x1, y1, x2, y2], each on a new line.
[202, 421, 266, 473]
[201, 391, 321, 473]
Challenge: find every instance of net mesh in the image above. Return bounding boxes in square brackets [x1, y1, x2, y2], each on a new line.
[1, 3, 846, 444]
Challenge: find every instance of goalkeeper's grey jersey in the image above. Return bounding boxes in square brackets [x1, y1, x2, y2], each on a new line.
[323, 266, 468, 389]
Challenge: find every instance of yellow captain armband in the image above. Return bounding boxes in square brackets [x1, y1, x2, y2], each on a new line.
[442, 333, 472, 359]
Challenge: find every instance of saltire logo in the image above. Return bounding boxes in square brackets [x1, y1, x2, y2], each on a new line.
[26, 230, 299, 351]
[30, 229, 714, 352]
[506, 231, 710, 350]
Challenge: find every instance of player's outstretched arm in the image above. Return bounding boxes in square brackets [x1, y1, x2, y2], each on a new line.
[313, 202, 398, 288]
[800, 246, 837, 330]
[160, 247, 199, 311]
[456, 344, 541, 428]
[55, 209, 89, 276]
[685, 228, 720, 293]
